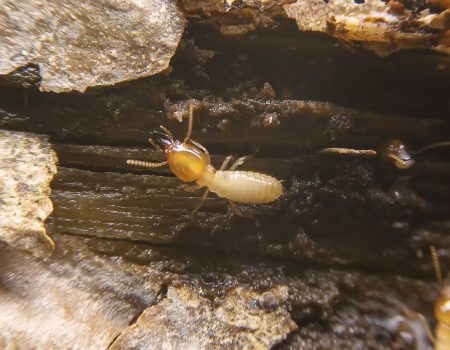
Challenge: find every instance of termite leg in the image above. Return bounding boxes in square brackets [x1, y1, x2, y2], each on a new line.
[183, 184, 203, 192]
[148, 138, 159, 150]
[230, 156, 248, 171]
[229, 200, 243, 215]
[230, 149, 259, 171]
[193, 189, 210, 213]
[184, 104, 194, 143]
[402, 308, 435, 344]
[229, 200, 260, 227]
[190, 139, 211, 164]
[220, 155, 233, 170]
[159, 125, 174, 140]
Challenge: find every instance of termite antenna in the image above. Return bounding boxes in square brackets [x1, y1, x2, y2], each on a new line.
[430, 245, 443, 286]
[413, 141, 450, 156]
[159, 125, 174, 140]
[184, 104, 194, 144]
[127, 159, 168, 168]
[318, 147, 378, 158]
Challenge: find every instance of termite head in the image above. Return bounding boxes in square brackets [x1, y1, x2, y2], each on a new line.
[435, 281, 450, 328]
[167, 142, 209, 182]
[128, 104, 211, 182]
[150, 123, 210, 182]
[380, 139, 415, 169]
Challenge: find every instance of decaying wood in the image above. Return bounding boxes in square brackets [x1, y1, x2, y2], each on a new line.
[0, 1, 449, 348]
[179, 0, 450, 56]
[0, 234, 438, 349]
[0, 235, 165, 349]
[284, 0, 449, 56]
[45, 152, 450, 276]
[0, 130, 57, 258]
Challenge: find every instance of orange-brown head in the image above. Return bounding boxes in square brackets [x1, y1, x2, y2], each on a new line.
[148, 107, 210, 183]
[129, 105, 210, 179]
[149, 129, 209, 182]
[166, 142, 208, 182]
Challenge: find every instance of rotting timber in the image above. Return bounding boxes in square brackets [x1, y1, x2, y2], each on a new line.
[1, 17, 450, 350]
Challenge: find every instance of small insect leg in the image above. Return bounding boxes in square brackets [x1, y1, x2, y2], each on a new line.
[148, 138, 159, 150]
[228, 200, 260, 227]
[183, 184, 203, 192]
[184, 104, 194, 143]
[193, 189, 210, 213]
[159, 125, 174, 140]
[229, 149, 258, 170]
[190, 139, 211, 163]
[220, 155, 234, 170]
[402, 308, 435, 344]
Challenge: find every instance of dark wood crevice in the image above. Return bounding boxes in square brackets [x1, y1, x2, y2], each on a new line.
[1, 20, 449, 349]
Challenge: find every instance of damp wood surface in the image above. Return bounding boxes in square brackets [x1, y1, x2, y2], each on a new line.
[0, 233, 438, 349]
[1, 5, 450, 349]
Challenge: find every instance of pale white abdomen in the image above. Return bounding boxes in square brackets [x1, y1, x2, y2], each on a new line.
[207, 170, 282, 204]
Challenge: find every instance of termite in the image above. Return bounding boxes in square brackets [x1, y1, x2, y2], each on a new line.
[430, 246, 450, 350]
[392, 246, 449, 349]
[402, 246, 450, 349]
[378, 139, 450, 169]
[435, 283, 450, 350]
[126, 105, 283, 215]
[319, 139, 450, 169]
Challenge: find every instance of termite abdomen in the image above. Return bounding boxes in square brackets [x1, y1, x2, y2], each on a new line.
[208, 170, 283, 204]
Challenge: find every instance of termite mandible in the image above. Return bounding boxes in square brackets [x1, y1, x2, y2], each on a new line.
[127, 104, 283, 214]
